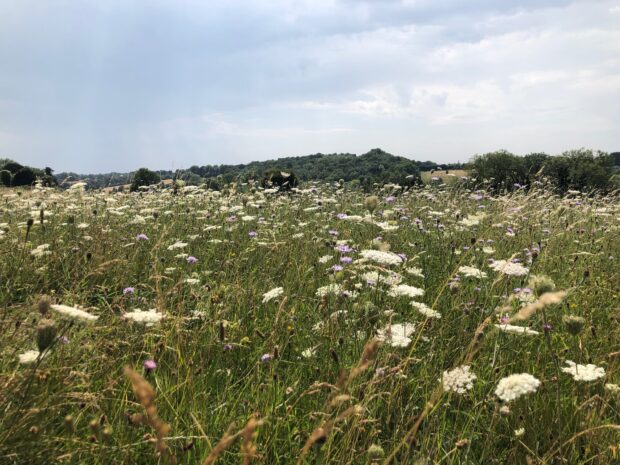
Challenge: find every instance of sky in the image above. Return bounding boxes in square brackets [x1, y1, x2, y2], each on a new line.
[1, 0, 619, 173]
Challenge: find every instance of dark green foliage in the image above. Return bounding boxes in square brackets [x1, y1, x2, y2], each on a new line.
[1, 161, 24, 174]
[609, 152, 619, 166]
[0, 170, 11, 186]
[261, 169, 298, 190]
[130, 168, 161, 192]
[471, 149, 615, 193]
[12, 167, 37, 186]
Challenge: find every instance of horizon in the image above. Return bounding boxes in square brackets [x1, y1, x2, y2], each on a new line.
[2, 0, 620, 173]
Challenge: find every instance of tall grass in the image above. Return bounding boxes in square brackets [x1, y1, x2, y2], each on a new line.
[0, 181, 618, 464]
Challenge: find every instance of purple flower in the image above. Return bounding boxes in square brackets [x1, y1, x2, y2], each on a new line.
[336, 213, 348, 219]
[60, 336, 70, 344]
[336, 244, 353, 254]
[248, 231, 258, 238]
[340, 256, 353, 264]
[385, 196, 396, 203]
[143, 359, 157, 371]
[500, 316, 510, 324]
[187, 256, 198, 264]
[331, 264, 344, 272]
[136, 233, 149, 241]
[223, 344, 233, 351]
[543, 324, 553, 333]
[260, 353, 272, 363]
[123, 287, 135, 295]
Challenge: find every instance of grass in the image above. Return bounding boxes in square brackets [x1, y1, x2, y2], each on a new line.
[420, 170, 468, 184]
[0, 182, 619, 464]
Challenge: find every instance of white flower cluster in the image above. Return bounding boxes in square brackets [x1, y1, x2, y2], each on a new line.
[376, 322, 415, 348]
[411, 301, 441, 319]
[18, 350, 46, 365]
[262, 287, 284, 303]
[442, 365, 477, 394]
[358, 249, 404, 266]
[51, 304, 99, 323]
[388, 284, 424, 298]
[458, 265, 487, 279]
[495, 373, 540, 402]
[561, 360, 605, 382]
[495, 324, 540, 336]
[123, 308, 165, 326]
[489, 260, 529, 276]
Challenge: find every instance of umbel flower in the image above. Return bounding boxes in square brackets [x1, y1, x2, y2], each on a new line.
[561, 360, 605, 382]
[495, 373, 540, 402]
[442, 365, 477, 394]
[262, 287, 284, 303]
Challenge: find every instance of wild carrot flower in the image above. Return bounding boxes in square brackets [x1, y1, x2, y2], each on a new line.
[262, 287, 284, 303]
[51, 304, 99, 323]
[495, 373, 540, 402]
[561, 360, 605, 382]
[442, 365, 476, 394]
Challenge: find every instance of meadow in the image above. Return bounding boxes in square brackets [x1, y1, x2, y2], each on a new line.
[0, 180, 619, 464]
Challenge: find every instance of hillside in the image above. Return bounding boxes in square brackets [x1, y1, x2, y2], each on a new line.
[56, 149, 454, 190]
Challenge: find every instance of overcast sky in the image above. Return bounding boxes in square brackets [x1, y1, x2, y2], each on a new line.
[1, 0, 619, 173]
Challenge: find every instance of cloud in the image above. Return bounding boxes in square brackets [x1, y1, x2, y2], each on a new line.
[0, 0, 618, 172]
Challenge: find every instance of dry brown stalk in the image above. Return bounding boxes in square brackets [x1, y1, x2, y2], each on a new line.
[124, 367, 176, 464]
[202, 417, 264, 465]
[509, 291, 567, 322]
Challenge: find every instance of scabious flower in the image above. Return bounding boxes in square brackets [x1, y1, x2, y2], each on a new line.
[260, 353, 272, 362]
[186, 256, 198, 264]
[376, 322, 415, 347]
[123, 287, 135, 295]
[561, 360, 605, 382]
[136, 233, 149, 241]
[442, 365, 477, 394]
[262, 287, 284, 303]
[51, 304, 99, 323]
[143, 359, 157, 371]
[340, 256, 353, 264]
[248, 231, 258, 238]
[495, 373, 540, 402]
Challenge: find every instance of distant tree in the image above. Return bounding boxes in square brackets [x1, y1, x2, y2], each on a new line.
[261, 169, 298, 190]
[0, 170, 12, 186]
[2, 161, 24, 174]
[610, 152, 620, 166]
[130, 168, 161, 192]
[470, 151, 527, 191]
[12, 167, 37, 186]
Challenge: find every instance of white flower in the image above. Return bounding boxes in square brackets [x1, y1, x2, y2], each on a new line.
[358, 249, 404, 266]
[167, 241, 188, 250]
[184, 278, 201, 285]
[51, 304, 98, 323]
[495, 324, 540, 336]
[388, 284, 424, 298]
[489, 260, 529, 276]
[316, 283, 342, 297]
[18, 350, 45, 365]
[318, 255, 333, 264]
[495, 373, 540, 402]
[514, 428, 525, 438]
[376, 322, 415, 348]
[561, 360, 605, 382]
[458, 266, 487, 279]
[405, 267, 425, 278]
[442, 365, 476, 394]
[411, 301, 441, 319]
[123, 308, 165, 326]
[31, 244, 51, 258]
[605, 383, 620, 394]
[262, 287, 284, 303]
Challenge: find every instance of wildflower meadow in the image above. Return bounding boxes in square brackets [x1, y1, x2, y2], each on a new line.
[1, 181, 619, 464]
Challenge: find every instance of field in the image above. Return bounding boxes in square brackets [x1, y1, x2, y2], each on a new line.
[420, 170, 469, 185]
[0, 182, 619, 464]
